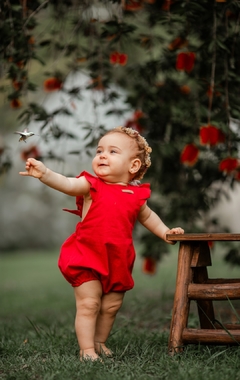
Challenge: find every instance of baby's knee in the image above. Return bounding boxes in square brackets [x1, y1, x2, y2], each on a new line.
[77, 297, 101, 316]
[101, 298, 123, 317]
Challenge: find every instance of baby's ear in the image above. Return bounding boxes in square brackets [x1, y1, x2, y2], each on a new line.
[130, 158, 141, 174]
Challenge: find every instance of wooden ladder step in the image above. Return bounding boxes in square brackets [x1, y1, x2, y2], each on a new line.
[182, 328, 240, 344]
[188, 283, 240, 300]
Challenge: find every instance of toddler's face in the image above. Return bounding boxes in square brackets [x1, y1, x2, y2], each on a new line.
[92, 132, 138, 184]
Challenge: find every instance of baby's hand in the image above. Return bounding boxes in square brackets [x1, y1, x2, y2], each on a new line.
[168, 227, 184, 235]
[19, 158, 47, 179]
[164, 227, 184, 244]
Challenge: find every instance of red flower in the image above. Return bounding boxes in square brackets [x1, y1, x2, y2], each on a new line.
[12, 80, 24, 91]
[123, 0, 144, 11]
[118, 53, 128, 65]
[110, 52, 128, 66]
[179, 85, 191, 94]
[133, 110, 145, 119]
[110, 52, 118, 64]
[142, 257, 157, 275]
[43, 77, 63, 92]
[21, 145, 41, 161]
[124, 109, 146, 133]
[161, 0, 172, 11]
[10, 98, 22, 108]
[176, 52, 196, 72]
[199, 125, 225, 146]
[208, 241, 214, 249]
[180, 144, 199, 166]
[219, 157, 238, 173]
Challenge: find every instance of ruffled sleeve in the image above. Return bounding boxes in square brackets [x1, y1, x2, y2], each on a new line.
[138, 183, 151, 206]
[63, 171, 99, 217]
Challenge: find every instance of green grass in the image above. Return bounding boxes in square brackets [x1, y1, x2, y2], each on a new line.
[1, 246, 240, 380]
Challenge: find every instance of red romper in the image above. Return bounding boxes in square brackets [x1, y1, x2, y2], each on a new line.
[58, 171, 151, 294]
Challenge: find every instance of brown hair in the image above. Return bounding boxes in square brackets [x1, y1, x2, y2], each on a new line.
[105, 126, 152, 180]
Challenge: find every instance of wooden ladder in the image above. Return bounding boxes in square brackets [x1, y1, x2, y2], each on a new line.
[166, 233, 240, 354]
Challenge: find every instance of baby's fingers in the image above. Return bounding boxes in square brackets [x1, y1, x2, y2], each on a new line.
[169, 227, 184, 234]
[19, 170, 30, 176]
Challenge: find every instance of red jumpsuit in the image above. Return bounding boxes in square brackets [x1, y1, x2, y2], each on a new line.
[58, 171, 151, 294]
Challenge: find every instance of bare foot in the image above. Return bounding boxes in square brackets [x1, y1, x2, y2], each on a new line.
[94, 342, 113, 357]
[80, 348, 101, 362]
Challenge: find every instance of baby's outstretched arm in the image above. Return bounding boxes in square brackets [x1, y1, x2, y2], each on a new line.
[19, 158, 90, 196]
[138, 203, 184, 244]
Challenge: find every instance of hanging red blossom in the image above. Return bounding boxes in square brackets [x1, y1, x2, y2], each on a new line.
[180, 144, 199, 166]
[176, 52, 196, 72]
[161, 0, 172, 11]
[43, 77, 63, 92]
[10, 98, 22, 108]
[118, 53, 128, 65]
[12, 80, 24, 91]
[219, 157, 238, 173]
[199, 125, 225, 146]
[142, 257, 157, 275]
[124, 109, 146, 133]
[179, 85, 191, 94]
[110, 52, 128, 66]
[208, 241, 214, 249]
[133, 110, 145, 119]
[21, 145, 41, 161]
[110, 52, 118, 64]
[123, 0, 144, 11]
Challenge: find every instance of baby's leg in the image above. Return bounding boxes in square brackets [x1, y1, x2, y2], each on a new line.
[74, 280, 102, 361]
[94, 292, 124, 356]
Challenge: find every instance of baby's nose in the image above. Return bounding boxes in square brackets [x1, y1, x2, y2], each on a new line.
[100, 152, 107, 158]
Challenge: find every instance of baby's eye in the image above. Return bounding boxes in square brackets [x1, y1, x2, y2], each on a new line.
[96, 149, 102, 154]
[110, 149, 117, 154]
